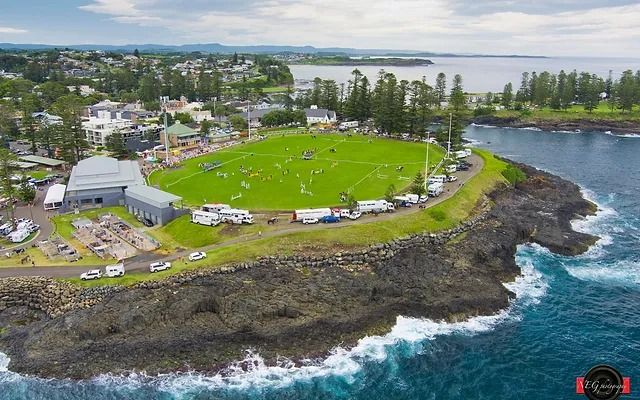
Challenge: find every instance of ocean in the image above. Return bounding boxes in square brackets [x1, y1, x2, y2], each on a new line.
[289, 56, 640, 93]
[1, 126, 639, 399]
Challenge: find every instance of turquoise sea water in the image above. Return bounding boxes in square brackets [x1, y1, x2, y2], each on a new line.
[1, 126, 639, 399]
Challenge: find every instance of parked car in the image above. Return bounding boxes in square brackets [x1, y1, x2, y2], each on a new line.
[150, 261, 171, 273]
[302, 217, 319, 224]
[321, 215, 340, 223]
[80, 269, 102, 280]
[188, 251, 207, 261]
[142, 218, 154, 227]
[348, 211, 362, 220]
[447, 175, 458, 182]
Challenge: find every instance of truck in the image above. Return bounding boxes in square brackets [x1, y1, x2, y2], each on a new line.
[105, 263, 125, 278]
[428, 182, 444, 197]
[192, 210, 220, 226]
[202, 203, 231, 213]
[219, 208, 254, 224]
[357, 200, 395, 214]
[292, 208, 332, 222]
[393, 195, 412, 207]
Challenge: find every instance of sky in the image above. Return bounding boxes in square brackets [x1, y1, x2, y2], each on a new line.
[0, 0, 639, 57]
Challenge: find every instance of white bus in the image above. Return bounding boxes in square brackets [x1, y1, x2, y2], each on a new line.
[191, 210, 220, 226]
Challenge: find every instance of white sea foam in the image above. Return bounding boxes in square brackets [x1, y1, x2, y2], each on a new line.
[89, 260, 547, 395]
[604, 131, 640, 138]
[0, 352, 9, 372]
[571, 188, 619, 250]
[564, 259, 640, 286]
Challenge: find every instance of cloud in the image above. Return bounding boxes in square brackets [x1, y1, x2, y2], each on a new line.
[0, 27, 28, 34]
[77, 0, 640, 56]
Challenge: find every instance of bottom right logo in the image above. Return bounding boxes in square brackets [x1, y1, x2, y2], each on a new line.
[577, 365, 631, 400]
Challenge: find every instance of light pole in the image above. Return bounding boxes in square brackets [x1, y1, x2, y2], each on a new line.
[424, 130, 430, 189]
[447, 112, 452, 158]
[160, 96, 170, 163]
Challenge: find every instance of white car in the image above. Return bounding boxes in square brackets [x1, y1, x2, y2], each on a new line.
[150, 261, 171, 273]
[302, 217, 319, 224]
[80, 269, 102, 281]
[447, 175, 458, 182]
[348, 211, 362, 220]
[188, 252, 207, 261]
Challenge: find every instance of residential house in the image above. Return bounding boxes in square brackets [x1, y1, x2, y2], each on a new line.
[304, 105, 337, 125]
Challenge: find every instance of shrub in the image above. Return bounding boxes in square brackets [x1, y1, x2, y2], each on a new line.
[502, 165, 527, 186]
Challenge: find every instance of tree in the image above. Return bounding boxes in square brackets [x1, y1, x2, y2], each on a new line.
[0, 149, 18, 225]
[20, 93, 41, 153]
[17, 182, 35, 203]
[200, 120, 212, 136]
[105, 130, 128, 159]
[435, 73, 446, 105]
[174, 112, 194, 124]
[51, 94, 89, 164]
[516, 72, 530, 103]
[229, 114, 247, 130]
[384, 184, 397, 203]
[133, 49, 140, 58]
[449, 74, 465, 111]
[616, 70, 636, 112]
[411, 171, 426, 197]
[232, 52, 238, 65]
[501, 83, 513, 109]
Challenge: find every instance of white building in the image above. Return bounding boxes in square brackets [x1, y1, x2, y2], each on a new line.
[304, 105, 337, 125]
[82, 117, 134, 147]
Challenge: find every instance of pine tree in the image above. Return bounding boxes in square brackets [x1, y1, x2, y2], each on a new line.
[501, 83, 513, 109]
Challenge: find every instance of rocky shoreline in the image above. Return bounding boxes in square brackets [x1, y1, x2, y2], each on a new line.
[0, 162, 598, 380]
[472, 115, 640, 135]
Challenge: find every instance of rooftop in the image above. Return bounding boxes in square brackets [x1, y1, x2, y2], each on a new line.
[167, 122, 199, 137]
[20, 155, 67, 167]
[125, 185, 182, 208]
[66, 156, 145, 192]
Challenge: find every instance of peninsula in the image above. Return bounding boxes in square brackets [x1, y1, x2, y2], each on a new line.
[0, 159, 597, 379]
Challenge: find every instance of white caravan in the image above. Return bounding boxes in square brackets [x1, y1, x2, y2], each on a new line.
[219, 208, 254, 224]
[8, 229, 29, 243]
[202, 203, 231, 213]
[191, 210, 220, 226]
[428, 182, 444, 197]
[105, 263, 125, 278]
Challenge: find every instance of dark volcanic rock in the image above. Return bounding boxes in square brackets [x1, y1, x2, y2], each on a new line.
[0, 163, 597, 379]
[473, 115, 640, 136]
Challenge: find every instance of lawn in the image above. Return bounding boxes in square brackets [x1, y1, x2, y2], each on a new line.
[149, 133, 444, 210]
[495, 103, 640, 121]
[151, 214, 263, 249]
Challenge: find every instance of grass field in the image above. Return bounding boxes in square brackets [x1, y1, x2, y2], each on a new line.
[149, 134, 444, 210]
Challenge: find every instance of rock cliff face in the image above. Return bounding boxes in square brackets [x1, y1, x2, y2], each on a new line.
[0, 163, 597, 379]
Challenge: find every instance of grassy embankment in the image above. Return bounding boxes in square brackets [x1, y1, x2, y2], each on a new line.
[67, 149, 509, 287]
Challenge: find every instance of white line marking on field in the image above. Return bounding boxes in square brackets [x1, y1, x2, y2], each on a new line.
[166, 154, 248, 187]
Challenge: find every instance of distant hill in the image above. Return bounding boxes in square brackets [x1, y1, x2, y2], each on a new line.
[0, 42, 547, 58]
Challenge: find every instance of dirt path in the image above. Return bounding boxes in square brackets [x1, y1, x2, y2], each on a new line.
[0, 154, 483, 278]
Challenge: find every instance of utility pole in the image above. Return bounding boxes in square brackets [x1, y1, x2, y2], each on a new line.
[447, 112, 452, 158]
[247, 103, 251, 140]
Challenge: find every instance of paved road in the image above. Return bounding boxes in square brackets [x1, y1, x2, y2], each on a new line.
[0, 154, 483, 278]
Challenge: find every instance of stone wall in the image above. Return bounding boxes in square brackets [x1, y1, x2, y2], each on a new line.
[0, 212, 488, 318]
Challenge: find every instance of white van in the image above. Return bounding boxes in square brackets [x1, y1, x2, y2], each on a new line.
[105, 263, 125, 278]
